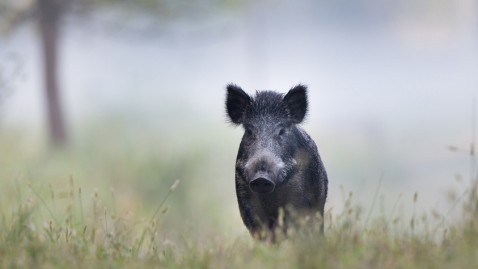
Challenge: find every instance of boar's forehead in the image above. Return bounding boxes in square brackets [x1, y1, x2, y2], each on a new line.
[244, 91, 288, 124]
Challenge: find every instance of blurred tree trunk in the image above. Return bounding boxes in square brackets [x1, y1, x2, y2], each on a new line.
[38, 0, 67, 148]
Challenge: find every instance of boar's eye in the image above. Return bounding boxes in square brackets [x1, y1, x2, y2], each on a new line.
[278, 128, 286, 136]
[244, 124, 255, 137]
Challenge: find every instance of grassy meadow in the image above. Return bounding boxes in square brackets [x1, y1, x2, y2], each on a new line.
[0, 122, 477, 269]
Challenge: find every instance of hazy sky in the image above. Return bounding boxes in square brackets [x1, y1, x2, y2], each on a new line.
[1, 0, 477, 218]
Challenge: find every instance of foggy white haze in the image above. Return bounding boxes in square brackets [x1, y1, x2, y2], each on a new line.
[1, 0, 478, 225]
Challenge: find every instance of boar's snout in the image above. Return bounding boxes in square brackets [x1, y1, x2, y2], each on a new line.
[249, 176, 275, 194]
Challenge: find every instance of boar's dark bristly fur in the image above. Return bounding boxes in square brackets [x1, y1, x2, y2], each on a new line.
[225, 84, 328, 240]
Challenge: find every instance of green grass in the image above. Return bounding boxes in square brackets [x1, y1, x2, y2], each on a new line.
[0, 126, 477, 269]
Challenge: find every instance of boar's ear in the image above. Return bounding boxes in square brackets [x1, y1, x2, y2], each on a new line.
[283, 84, 308, 123]
[226, 84, 252, 125]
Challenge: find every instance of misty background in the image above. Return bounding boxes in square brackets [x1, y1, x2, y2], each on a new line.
[1, 0, 477, 237]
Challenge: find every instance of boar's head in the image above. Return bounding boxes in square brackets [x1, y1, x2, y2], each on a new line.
[226, 84, 308, 194]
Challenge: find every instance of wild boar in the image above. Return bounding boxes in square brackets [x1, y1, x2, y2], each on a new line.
[225, 84, 328, 240]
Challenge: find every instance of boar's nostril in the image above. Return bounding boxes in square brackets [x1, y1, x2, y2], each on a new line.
[249, 177, 275, 193]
